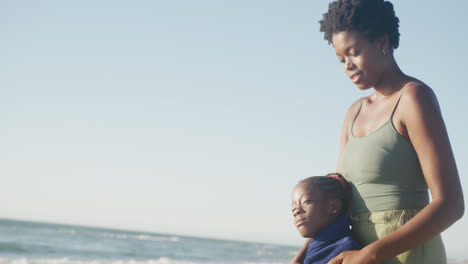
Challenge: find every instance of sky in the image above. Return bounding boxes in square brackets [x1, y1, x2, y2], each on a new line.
[1, 0, 468, 259]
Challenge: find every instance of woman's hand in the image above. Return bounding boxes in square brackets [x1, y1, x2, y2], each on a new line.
[328, 249, 377, 264]
[290, 238, 312, 264]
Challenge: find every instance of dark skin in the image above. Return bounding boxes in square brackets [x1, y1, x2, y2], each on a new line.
[292, 183, 341, 239]
[291, 30, 464, 264]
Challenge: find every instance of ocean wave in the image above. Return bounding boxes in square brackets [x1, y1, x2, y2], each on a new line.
[0, 242, 27, 253]
[134, 235, 180, 242]
[58, 228, 77, 235]
[50, 226, 180, 243]
[95, 232, 180, 242]
[0, 257, 283, 264]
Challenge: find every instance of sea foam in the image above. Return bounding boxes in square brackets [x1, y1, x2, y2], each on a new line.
[0, 257, 283, 264]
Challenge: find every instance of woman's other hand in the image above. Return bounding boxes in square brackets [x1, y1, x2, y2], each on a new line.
[327, 249, 377, 264]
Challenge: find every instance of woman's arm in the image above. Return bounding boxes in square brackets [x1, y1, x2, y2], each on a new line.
[329, 84, 464, 264]
[336, 99, 359, 174]
[290, 238, 312, 264]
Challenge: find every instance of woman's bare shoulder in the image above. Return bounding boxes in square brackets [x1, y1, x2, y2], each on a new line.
[401, 81, 440, 114]
[398, 80, 442, 131]
[344, 98, 364, 121]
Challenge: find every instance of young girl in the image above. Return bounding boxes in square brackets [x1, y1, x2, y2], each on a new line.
[293, 0, 464, 263]
[292, 173, 361, 264]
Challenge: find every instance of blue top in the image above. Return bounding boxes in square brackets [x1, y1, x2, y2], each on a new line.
[303, 215, 361, 264]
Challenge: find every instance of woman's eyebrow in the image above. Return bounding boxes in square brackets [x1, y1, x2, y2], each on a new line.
[336, 41, 360, 56]
[336, 47, 352, 56]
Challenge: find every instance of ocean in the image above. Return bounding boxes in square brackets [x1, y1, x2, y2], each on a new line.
[0, 219, 299, 264]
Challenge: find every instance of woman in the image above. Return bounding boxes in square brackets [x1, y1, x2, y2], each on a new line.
[292, 0, 464, 263]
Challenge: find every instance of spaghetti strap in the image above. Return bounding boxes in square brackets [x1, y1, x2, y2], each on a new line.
[350, 98, 364, 135]
[390, 88, 406, 119]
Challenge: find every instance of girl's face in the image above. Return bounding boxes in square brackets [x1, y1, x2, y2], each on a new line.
[332, 30, 386, 90]
[292, 183, 338, 238]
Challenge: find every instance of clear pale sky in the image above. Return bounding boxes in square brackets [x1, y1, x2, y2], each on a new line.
[2, 0, 468, 259]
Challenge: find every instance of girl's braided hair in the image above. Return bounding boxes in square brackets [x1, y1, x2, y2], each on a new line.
[299, 173, 352, 216]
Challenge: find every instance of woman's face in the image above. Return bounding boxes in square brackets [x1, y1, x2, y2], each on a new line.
[332, 30, 386, 90]
[292, 183, 336, 238]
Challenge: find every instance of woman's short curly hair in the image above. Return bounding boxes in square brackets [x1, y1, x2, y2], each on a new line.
[319, 0, 400, 50]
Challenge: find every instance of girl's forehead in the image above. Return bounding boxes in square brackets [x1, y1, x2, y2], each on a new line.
[293, 183, 321, 196]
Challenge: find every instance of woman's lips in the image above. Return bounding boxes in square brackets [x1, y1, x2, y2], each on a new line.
[351, 73, 362, 84]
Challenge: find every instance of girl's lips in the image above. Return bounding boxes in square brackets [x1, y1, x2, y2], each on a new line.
[296, 219, 305, 227]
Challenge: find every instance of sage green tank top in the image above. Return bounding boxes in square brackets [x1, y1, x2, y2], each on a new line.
[340, 92, 429, 213]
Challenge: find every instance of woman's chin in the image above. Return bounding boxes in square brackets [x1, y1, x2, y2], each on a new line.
[355, 83, 373, 91]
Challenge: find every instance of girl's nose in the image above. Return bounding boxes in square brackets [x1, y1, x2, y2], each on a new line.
[293, 206, 304, 217]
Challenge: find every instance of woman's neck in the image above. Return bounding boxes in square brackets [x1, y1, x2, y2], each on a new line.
[372, 56, 411, 98]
